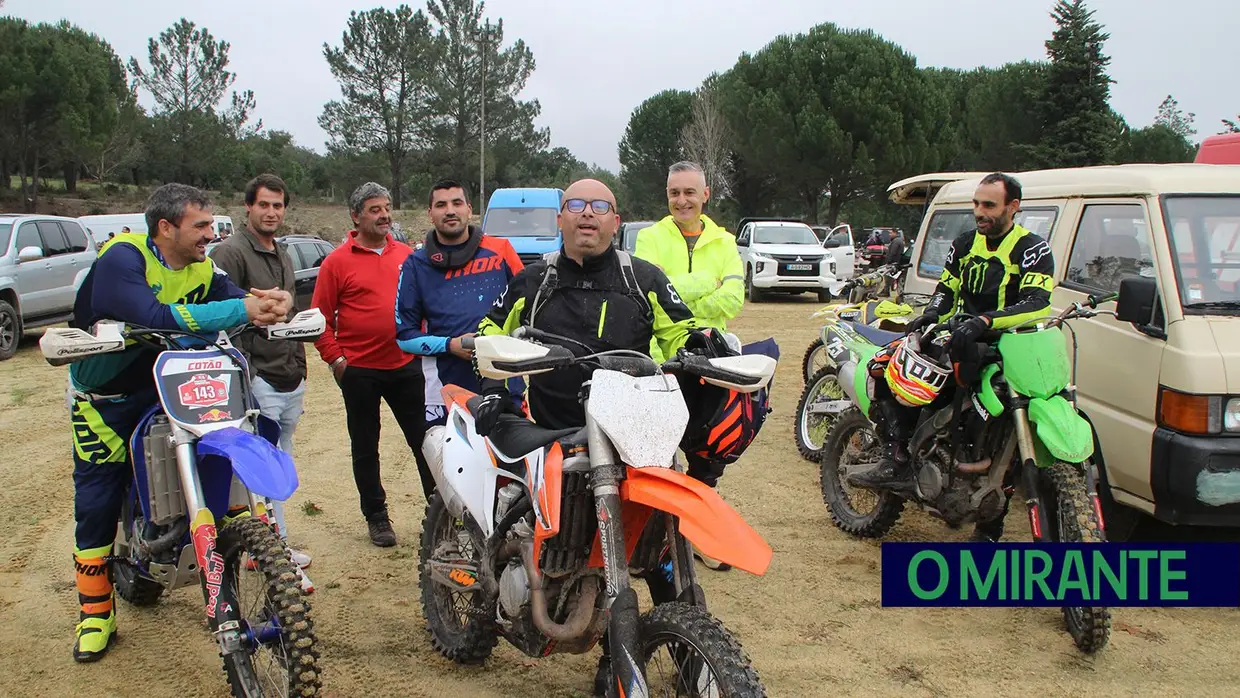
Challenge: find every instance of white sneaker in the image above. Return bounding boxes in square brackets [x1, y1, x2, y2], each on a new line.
[296, 567, 316, 594]
[289, 548, 312, 569]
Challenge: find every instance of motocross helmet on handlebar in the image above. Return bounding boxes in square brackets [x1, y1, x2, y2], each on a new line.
[884, 333, 952, 408]
[677, 329, 773, 466]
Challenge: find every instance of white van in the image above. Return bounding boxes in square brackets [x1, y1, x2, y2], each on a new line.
[895, 164, 1240, 537]
[79, 213, 236, 244]
[78, 213, 148, 245]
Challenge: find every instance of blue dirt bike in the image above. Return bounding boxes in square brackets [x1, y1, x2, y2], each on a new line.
[41, 310, 326, 697]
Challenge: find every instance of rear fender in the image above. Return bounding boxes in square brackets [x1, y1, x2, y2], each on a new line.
[1027, 395, 1095, 464]
[196, 426, 299, 502]
[601, 466, 772, 576]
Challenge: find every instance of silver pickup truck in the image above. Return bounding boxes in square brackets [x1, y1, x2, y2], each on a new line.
[0, 213, 98, 360]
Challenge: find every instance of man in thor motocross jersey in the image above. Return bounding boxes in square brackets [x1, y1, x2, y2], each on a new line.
[66, 183, 291, 662]
[847, 172, 1056, 543]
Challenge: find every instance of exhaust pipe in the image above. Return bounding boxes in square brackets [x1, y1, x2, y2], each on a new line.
[521, 539, 599, 642]
[837, 361, 859, 405]
[423, 425, 467, 519]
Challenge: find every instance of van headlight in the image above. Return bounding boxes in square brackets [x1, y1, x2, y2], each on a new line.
[1226, 398, 1240, 432]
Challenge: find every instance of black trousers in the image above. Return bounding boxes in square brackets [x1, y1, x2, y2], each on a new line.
[338, 362, 434, 521]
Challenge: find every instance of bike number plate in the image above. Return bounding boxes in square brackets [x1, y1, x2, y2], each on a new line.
[154, 351, 248, 428]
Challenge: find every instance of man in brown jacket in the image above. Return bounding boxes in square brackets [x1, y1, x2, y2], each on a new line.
[209, 173, 314, 588]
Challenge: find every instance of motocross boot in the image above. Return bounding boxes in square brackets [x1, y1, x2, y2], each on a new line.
[73, 548, 118, 662]
[971, 486, 1014, 542]
[845, 440, 917, 494]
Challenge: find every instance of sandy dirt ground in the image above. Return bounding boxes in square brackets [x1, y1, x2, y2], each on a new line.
[1, 293, 1238, 698]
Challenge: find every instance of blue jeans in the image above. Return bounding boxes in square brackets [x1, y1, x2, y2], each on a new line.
[250, 376, 306, 540]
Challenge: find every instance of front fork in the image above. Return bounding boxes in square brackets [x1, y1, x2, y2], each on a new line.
[1011, 406, 1052, 543]
[172, 425, 250, 658]
[585, 409, 649, 698]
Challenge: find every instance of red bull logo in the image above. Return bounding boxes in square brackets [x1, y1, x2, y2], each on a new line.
[198, 408, 232, 423]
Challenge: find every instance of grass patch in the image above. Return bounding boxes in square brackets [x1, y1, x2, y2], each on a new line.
[302, 501, 323, 516]
[10, 387, 35, 406]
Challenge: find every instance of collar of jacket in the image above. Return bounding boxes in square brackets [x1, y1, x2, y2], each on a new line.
[237, 225, 282, 256]
[558, 241, 619, 273]
[652, 213, 731, 248]
[422, 225, 484, 270]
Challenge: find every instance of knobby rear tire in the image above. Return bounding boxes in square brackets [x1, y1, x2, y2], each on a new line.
[1044, 460, 1112, 654]
[217, 516, 321, 697]
[819, 410, 905, 538]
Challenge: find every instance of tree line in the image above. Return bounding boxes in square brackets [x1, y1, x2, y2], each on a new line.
[617, 0, 1238, 230]
[0, 0, 613, 212]
[1, 0, 1235, 221]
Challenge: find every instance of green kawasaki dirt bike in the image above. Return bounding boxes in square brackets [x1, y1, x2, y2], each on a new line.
[817, 293, 1118, 655]
[794, 292, 932, 462]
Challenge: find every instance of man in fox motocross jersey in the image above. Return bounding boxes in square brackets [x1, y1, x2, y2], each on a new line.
[848, 173, 1056, 542]
[65, 183, 291, 662]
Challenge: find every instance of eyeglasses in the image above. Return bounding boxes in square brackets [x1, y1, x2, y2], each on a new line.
[562, 198, 614, 215]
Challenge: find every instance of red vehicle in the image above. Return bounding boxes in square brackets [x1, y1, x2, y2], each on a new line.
[1195, 133, 1240, 164]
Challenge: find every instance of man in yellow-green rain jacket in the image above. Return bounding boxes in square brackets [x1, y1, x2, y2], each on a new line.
[634, 161, 744, 334]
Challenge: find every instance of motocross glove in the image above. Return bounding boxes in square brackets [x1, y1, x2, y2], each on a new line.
[473, 386, 521, 437]
[904, 313, 939, 337]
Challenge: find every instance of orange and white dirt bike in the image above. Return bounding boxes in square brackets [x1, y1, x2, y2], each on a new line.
[417, 326, 776, 697]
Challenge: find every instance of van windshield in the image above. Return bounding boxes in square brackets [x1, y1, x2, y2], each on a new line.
[484, 207, 559, 236]
[1164, 196, 1240, 311]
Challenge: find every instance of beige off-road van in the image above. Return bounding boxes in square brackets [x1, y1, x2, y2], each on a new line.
[892, 164, 1240, 537]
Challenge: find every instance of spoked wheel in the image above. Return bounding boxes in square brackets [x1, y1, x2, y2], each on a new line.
[801, 339, 826, 384]
[819, 410, 905, 538]
[1042, 461, 1112, 654]
[638, 603, 766, 697]
[217, 516, 321, 697]
[794, 366, 848, 462]
[418, 492, 498, 664]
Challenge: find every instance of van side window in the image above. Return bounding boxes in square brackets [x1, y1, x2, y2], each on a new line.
[917, 210, 974, 278]
[1065, 204, 1155, 294]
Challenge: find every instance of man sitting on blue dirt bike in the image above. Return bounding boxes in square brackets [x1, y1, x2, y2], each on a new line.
[65, 183, 292, 662]
[847, 172, 1056, 543]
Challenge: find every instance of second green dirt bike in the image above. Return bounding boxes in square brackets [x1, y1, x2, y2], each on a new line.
[817, 294, 1120, 654]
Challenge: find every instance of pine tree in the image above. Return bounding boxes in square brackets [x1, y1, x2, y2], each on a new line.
[1024, 0, 1120, 168]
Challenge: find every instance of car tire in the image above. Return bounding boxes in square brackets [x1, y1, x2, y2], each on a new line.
[745, 267, 765, 302]
[0, 300, 21, 361]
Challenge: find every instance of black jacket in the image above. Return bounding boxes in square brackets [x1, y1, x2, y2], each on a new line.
[478, 245, 697, 430]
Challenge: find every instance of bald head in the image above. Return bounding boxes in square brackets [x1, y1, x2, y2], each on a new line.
[564, 178, 616, 205]
[559, 178, 620, 263]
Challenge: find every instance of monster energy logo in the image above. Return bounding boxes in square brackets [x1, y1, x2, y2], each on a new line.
[961, 258, 989, 294]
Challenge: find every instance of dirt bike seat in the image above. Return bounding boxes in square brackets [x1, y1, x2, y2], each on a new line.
[847, 321, 903, 347]
[464, 394, 580, 459]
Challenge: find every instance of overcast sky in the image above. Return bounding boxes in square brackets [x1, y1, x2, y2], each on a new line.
[6, 0, 1236, 173]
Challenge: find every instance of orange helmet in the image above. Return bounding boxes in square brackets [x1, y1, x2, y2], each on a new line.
[884, 336, 951, 407]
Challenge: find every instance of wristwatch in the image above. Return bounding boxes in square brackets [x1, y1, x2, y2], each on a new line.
[331, 357, 346, 370]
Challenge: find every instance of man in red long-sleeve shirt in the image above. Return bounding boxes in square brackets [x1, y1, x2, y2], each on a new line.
[312, 181, 433, 547]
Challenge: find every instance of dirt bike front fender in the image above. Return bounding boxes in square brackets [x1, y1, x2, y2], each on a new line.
[1027, 395, 1095, 465]
[197, 426, 299, 502]
[618, 466, 773, 576]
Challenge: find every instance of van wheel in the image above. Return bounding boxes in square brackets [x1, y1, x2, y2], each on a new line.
[0, 300, 21, 361]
